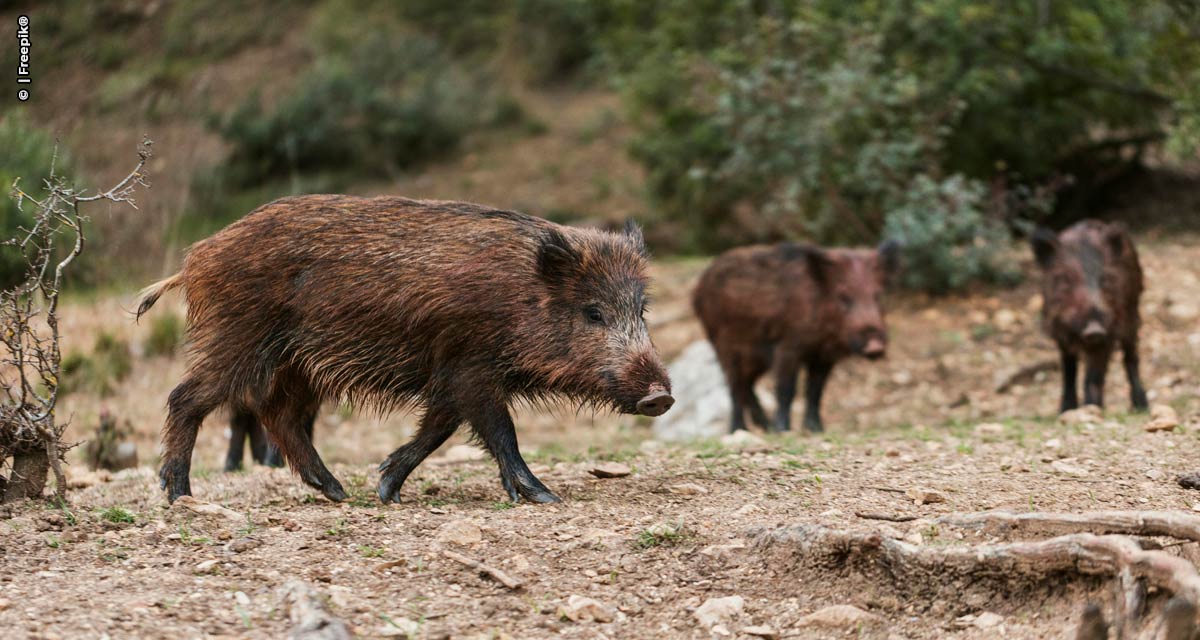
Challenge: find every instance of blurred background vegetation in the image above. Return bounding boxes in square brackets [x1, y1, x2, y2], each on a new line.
[2, 0, 1198, 293]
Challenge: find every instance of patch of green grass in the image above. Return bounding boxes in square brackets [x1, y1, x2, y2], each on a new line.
[357, 544, 385, 558]
[325, 518, 349, 537]
[635, 522, 688, 549]
[100, 506, 135, 525]
[178, 525, 213, 546]
[490, 501, 515, 511]
[45, 535, 61, 548]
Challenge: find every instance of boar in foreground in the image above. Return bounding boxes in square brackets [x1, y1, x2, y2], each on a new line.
[694, 242, 899, 433]
[138, 195, 673, 504]
[1031, 220, 1148, 412]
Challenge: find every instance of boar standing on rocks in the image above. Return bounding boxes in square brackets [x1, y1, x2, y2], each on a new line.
[1031, 220, 1148, 412]
[137, 195, 673, 505]
[694, 242, 899, 433]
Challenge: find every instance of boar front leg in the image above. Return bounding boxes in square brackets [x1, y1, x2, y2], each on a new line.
[772, 353, 801, 433]
[466, 397, 560, 504]
[1121, 337, 1149, 412]
[378, 401, 461, 504]
[1058, 345, 1079, 413]
[1082, 346, 1112, 408]
[802, 359, 833, 433]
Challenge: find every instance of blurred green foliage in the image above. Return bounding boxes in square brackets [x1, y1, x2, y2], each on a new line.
[61, 332, 132, 397]
[0, 112, 69, 290]
[143, 312, 184, 358]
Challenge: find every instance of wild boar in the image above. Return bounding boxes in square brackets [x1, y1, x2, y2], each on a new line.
[693, 241, 899, 433]
[1031, 220, 1148, 412]
[137, 195, 672, 505]
[222, 409, 313, 472]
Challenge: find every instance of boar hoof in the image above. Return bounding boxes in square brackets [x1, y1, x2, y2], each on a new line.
[802, 419, 824, 434]
[501, 473, 562, 504]
[159, 461, 192, 503]
[299, 469, 346, 502]
[377, 475, 408, 505]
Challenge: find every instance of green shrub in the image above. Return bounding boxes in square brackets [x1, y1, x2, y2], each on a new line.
[0, 112, 69, 290]
[144, 312, 184, 357]
[61, 332, 132, 397]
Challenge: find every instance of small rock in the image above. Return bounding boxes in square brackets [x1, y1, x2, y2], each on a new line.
[373, 560, 406, 573]
[693, 595, 744, 627]
[173, 496, 246, 523]
[700, 539, 746, 559]
[993, 309, 1018, 331]
[1170, 301, 1199, 321]
[227, 536, 261, 553]
[234, 591, 251, 607]
[1178, 473, 1200, 490]
[1145, 469, 1166, 481]
[1050, 460, 1089, 477]
[1144, 404, 1179, 432]
[1043, 438, 1062, 450]
[905, 488, 946, 505]
[742, 624, 777, 638]
[796, 604, 882, 629]
[558, 595, 618, 623]
[669, 482, 708, 495]
[1059, 405, 1103, 425]
[194, 559, 220, 574]
[0, 598, 9, 611]
[589, 462, 631, 478]
[435, 519, 482, 546]
[719, 430, 769, 451]
[377, 616, 421, 637]
[733, 503, 761, 517]
[974, 611, 1004, 629]
[974, 423, 1005, 437]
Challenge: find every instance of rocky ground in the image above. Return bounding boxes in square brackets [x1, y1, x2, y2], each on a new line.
[2, 233, 1200, 639]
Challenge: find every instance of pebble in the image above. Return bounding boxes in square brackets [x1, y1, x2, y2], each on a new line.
[227, 536, 261, 553]
[669, 482, 708, 495]
[742, 624, 777, 638]
[693, 595, 743, 627]
[1059, 406, 1103, 426]
[194, 559, 219, 574]
[435, 519, 482, 546]
[589, 462, 632, 478]
[796, 604, 882, 628]
[719, 430, 769, 451]
[1143, 404, 1179, 432]
[905, 488, 946, 505]
[558, 595, 619, 623]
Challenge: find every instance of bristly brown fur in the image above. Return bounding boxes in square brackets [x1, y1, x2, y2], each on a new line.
[693, 241, 897, 433]
[146, 194, 670, 505]
[1031, 219, 1147, 412]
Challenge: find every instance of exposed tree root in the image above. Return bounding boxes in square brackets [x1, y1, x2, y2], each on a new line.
[936, 510, 1200, 543]
[754, 524, 1200, 637]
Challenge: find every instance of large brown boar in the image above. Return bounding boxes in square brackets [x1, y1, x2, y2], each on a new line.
[1031, 220, 1148, 412]
[138, 195, 673, 505]
[693, 242, 899, 433]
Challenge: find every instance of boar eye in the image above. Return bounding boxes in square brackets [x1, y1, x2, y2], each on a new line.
[584, 306, 606, 325]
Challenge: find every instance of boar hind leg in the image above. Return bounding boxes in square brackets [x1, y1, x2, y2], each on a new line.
[467, 400, 560, 504]
[160, 375, 222, 502]
[1082, 347, 1112, 408]
[378, 402, 461, 504]
[260, 378, 345, 502]
[1122, 337, 1149, 412]
[1058, 346, 1079, 413]
[260, 409, 308, 468]
[802, 360, 833, 433]
[223, 409, 253, 472]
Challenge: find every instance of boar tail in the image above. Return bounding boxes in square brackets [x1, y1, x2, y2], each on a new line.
[136, 273, 183, 321]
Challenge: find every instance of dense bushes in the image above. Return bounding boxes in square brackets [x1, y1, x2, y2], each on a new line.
[601, 0, 1199, 290]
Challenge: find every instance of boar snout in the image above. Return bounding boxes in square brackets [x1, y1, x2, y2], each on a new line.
[862, 337, 887, 360]
[636, 383, 674, 417]
[1081, 319, 1108, 345]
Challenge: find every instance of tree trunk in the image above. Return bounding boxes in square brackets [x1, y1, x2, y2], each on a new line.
[2, 446, 49, 503]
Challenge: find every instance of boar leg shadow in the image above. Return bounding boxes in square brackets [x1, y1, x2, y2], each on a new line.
[801, 359, 833, 434]
[378, 401, 461, 504]
[466, 398, 560, 504]
[160, 375, 223, 502]
[1122, 337, 1149, 411]
[1059, 346, 1080, 412]
[259, 373, 345, 502]
[1083, 347, 1112, 408]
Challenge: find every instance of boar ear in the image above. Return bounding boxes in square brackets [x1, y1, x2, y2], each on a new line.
[1030, 227, 1059, 269]
[803, 246, 836, 289]
[877, 239, 902, 276]
[1104, 223, 1128, 257]
[623, 219, 648, 256]
[538, 228, 580, 283]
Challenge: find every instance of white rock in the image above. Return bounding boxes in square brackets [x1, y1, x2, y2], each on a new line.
[668, 482, 708, 495]
[435, 519, 482, 546]
[1050, 460, 1088, 477]
[653, 341, 731, 440]
[796, 605, 882, 628]
[742, 624, 777, 638]
[974, 611, 1004, 629]
[194, 559, 220, 574]
[558, 595, 619, 623]
[693, 595, 744, 627]
[719, 430, 769, 451]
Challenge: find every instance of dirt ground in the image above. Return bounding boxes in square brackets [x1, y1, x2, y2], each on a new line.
[3, 234, 1200, 639]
